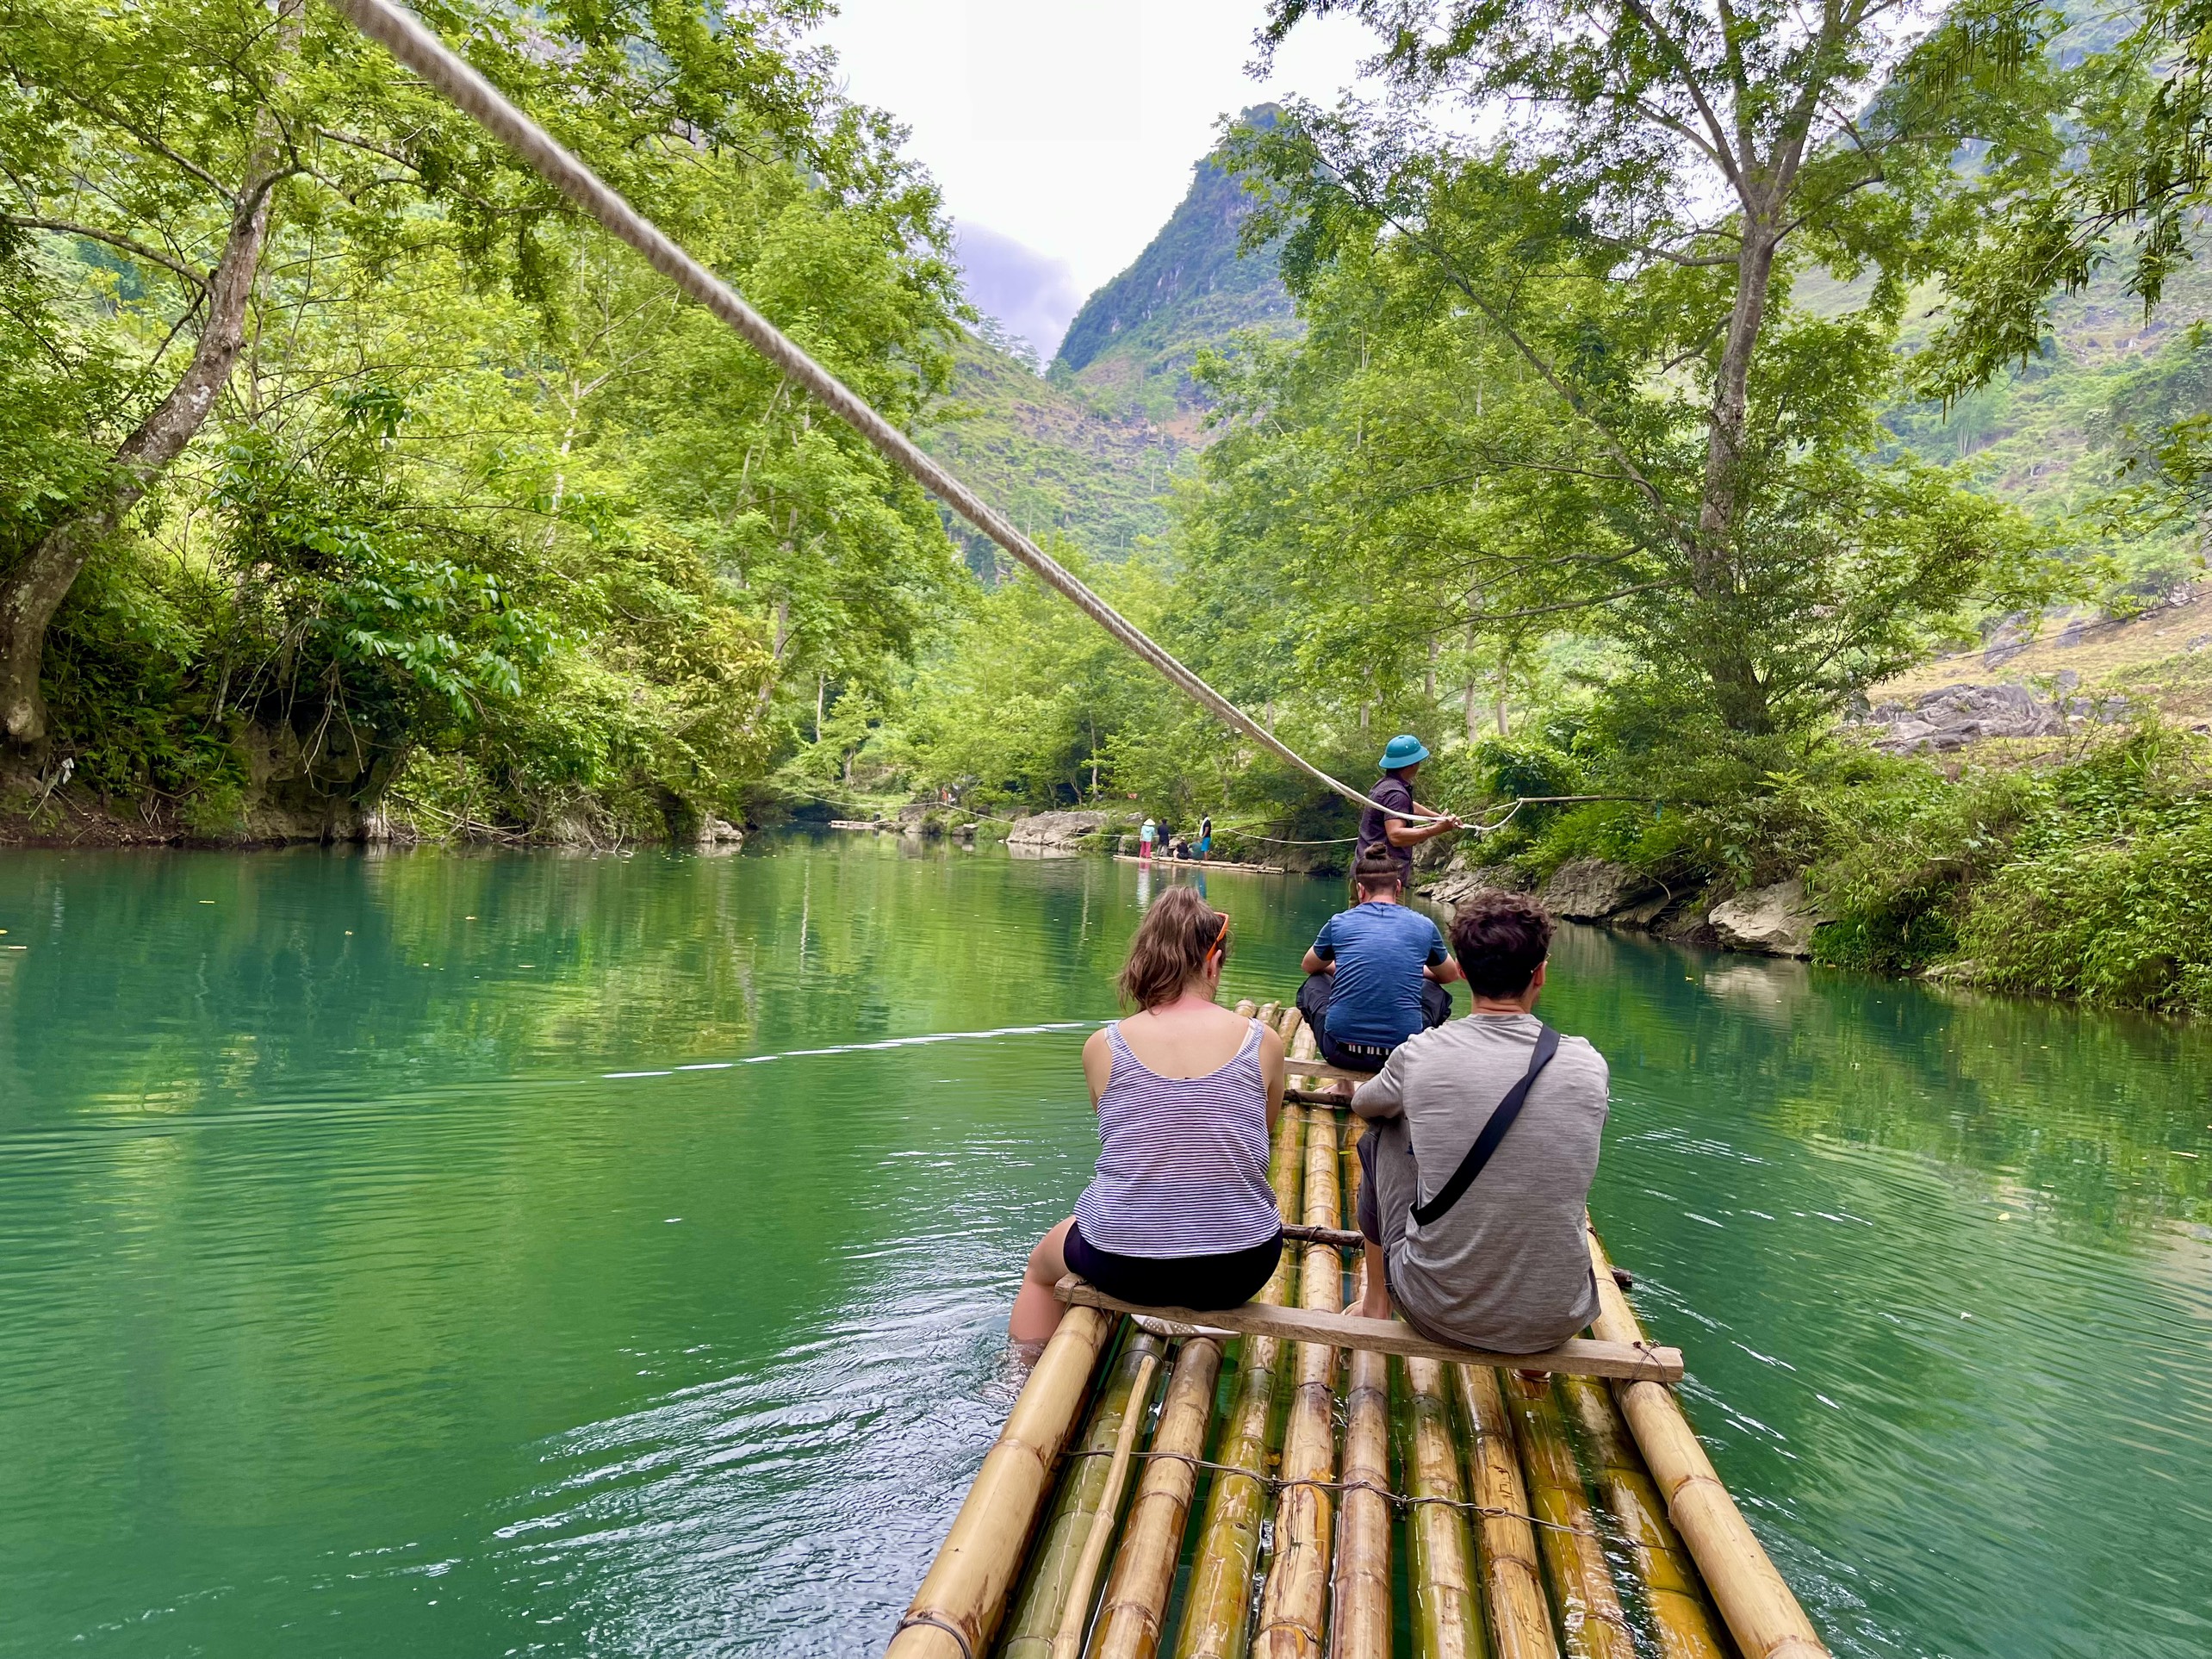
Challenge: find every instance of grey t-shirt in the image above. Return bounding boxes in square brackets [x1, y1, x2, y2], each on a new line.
[1352, 1012, 1607, 1351]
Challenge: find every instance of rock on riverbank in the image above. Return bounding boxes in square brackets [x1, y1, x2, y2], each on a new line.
[1421, 854, 1834, 960]
[1707, 879, 1829, 957]
[1006, 809, 1110, 855]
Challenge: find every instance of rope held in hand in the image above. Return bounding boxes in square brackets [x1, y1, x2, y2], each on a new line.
[327, 0, 1437, 824]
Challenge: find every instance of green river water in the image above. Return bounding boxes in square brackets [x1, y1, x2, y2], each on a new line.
[0, 837, 2207, 1658]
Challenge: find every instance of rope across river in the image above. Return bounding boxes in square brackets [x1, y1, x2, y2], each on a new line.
[326, 0, 1460, 827]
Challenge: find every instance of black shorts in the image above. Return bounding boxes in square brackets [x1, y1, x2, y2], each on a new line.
[1063, 1221, 1282, 1312]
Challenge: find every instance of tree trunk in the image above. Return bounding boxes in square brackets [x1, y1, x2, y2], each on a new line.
[1692, 213, 1783, 736]
[0, 2, 299, 748]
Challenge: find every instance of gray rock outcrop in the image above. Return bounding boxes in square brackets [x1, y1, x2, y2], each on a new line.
[1707, 879, 1828, 957]
[1424, 862, 1532, 913]
[1854, 683, 2127, 755]
[696, 817, 743, 853]
[1007, 809, 1109, 855]
[1538, 858, 1660, 920]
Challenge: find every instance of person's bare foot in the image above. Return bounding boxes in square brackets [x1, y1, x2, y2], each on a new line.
[1515, 1368, 1551, 1387]
[1325, 1078, 1353, 1102]
[1354, 1286, 1393, 1321]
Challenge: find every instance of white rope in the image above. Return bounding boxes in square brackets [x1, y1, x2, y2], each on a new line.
[326, 0, 1430, 823]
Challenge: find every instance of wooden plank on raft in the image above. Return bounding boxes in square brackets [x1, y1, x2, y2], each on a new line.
[1052, 1277, 1685, 1381]
[1286, 1059, 1380, 1084]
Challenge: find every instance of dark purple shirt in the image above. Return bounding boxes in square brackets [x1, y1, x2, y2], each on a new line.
[1358, 774, 1416, 877]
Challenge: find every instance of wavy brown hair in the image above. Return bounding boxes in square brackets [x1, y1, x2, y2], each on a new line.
[1118, 886, 1232, 1010]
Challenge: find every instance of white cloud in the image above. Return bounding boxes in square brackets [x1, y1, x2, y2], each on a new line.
[813, 0, 1377, 300]
[952, 221, 1085, 361]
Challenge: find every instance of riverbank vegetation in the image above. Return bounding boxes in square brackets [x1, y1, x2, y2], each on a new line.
[0, 0, 961, 843]
[4, 0, 2210, 1013]
[861, 0, 2212, 1015]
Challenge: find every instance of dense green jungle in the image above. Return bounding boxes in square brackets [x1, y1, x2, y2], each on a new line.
[3, 0, 2210, 1014]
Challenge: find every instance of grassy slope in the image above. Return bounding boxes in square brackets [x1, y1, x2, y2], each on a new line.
[915, 332, 1190, 570]
[1799, 252, 2212, 714]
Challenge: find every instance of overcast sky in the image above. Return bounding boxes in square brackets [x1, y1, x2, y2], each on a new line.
[810, 0, 1378, 360]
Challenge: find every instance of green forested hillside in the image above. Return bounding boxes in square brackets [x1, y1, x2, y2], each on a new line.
[1873, 258, 2212, 603]
[916, 332, 1186, 572]
[1049, 108, 1297, 433]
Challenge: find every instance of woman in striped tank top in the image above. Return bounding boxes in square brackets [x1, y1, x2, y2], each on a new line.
[1010, 887, 1286, 1347]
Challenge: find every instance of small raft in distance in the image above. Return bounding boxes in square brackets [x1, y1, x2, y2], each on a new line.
[888, 999, 1830, 1659]
[1112, 854, 1288, 875]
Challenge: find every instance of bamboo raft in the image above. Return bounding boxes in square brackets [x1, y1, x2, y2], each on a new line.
[1113, 854, 1289, 875]
[888, 1002, 1830, 1659]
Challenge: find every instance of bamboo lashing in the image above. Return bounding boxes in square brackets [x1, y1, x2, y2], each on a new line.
[1050, 1348, 1164, 1659]
[1454, 1364, 1560, 1659]
[1252, 1107, 1345, 1656]
[1000, 1333, 1166, 1658]
[889, 1307, 1114, 1659]
[1585, 1230, 1830, 1659]
[1503, 1375, 1637, 1659]
[1088, 1338, 1227, 1659]
[1402, 1356, 1487, 1659]
[1557, 1376, 1730, 1659]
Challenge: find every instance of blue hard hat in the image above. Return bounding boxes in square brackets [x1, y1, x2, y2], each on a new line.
[1379, 734, 1430, 770]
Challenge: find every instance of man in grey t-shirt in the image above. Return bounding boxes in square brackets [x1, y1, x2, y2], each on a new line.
[1350, 890, 1606, 1354]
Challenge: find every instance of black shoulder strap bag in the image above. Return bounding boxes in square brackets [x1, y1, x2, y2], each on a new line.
[1408, 1023, 1560, 1228]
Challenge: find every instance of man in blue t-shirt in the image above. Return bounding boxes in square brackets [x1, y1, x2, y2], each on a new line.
[1296, 856, 1463, 1075]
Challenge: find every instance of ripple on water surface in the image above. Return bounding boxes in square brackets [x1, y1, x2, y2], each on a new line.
[0, 842, 2207, 1658]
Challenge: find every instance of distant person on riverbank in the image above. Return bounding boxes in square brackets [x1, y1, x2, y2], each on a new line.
[1296, 856, 1462, 1077]
[1198, 814, 1214, 861]
[1139, 817, 1157, 862]
[1360, 735, 1462, 883]
[1351, 890, 1607, 1355]
[1010, 888, 1286, 1350]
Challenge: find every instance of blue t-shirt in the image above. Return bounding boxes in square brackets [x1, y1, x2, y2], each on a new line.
[1311, 902, 1451, 1047]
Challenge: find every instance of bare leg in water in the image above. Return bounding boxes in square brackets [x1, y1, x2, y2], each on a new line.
[1010, 1216, 1076, 1353]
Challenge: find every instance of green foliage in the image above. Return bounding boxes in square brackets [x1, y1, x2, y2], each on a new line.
[0, 0, 963, 836]
[1957, 730, 2212, 1011]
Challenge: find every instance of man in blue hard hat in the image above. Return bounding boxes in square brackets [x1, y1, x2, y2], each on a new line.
[1358, 735, 1461, 884]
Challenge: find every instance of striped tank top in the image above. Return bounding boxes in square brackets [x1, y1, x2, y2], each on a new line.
[1072, 1020, 1280, 1258]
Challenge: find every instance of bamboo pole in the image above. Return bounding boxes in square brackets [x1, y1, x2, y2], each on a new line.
[1090, 1337, 1227, 1659]
[1584, 1232, 1829, 1659]
[1556, 1376, 1730, 1659]
[1502, 1374, 1637, 1659]
[1453, 1364, 1560, 1659]
[1170, 1107, 1304, 1659]
[890, 1306, 1115, 1659]
[1253, 1107, 1345, 1656]
[1256, 999, 1282, 1030]
[1052, 1349, 1165, 1659]
[1235, 999, 1258, 1019]
[1333, 1277, 1393, 1659]
[1000, 1332, 1166, 1658]
[1403, 1355, 1487, 1659]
